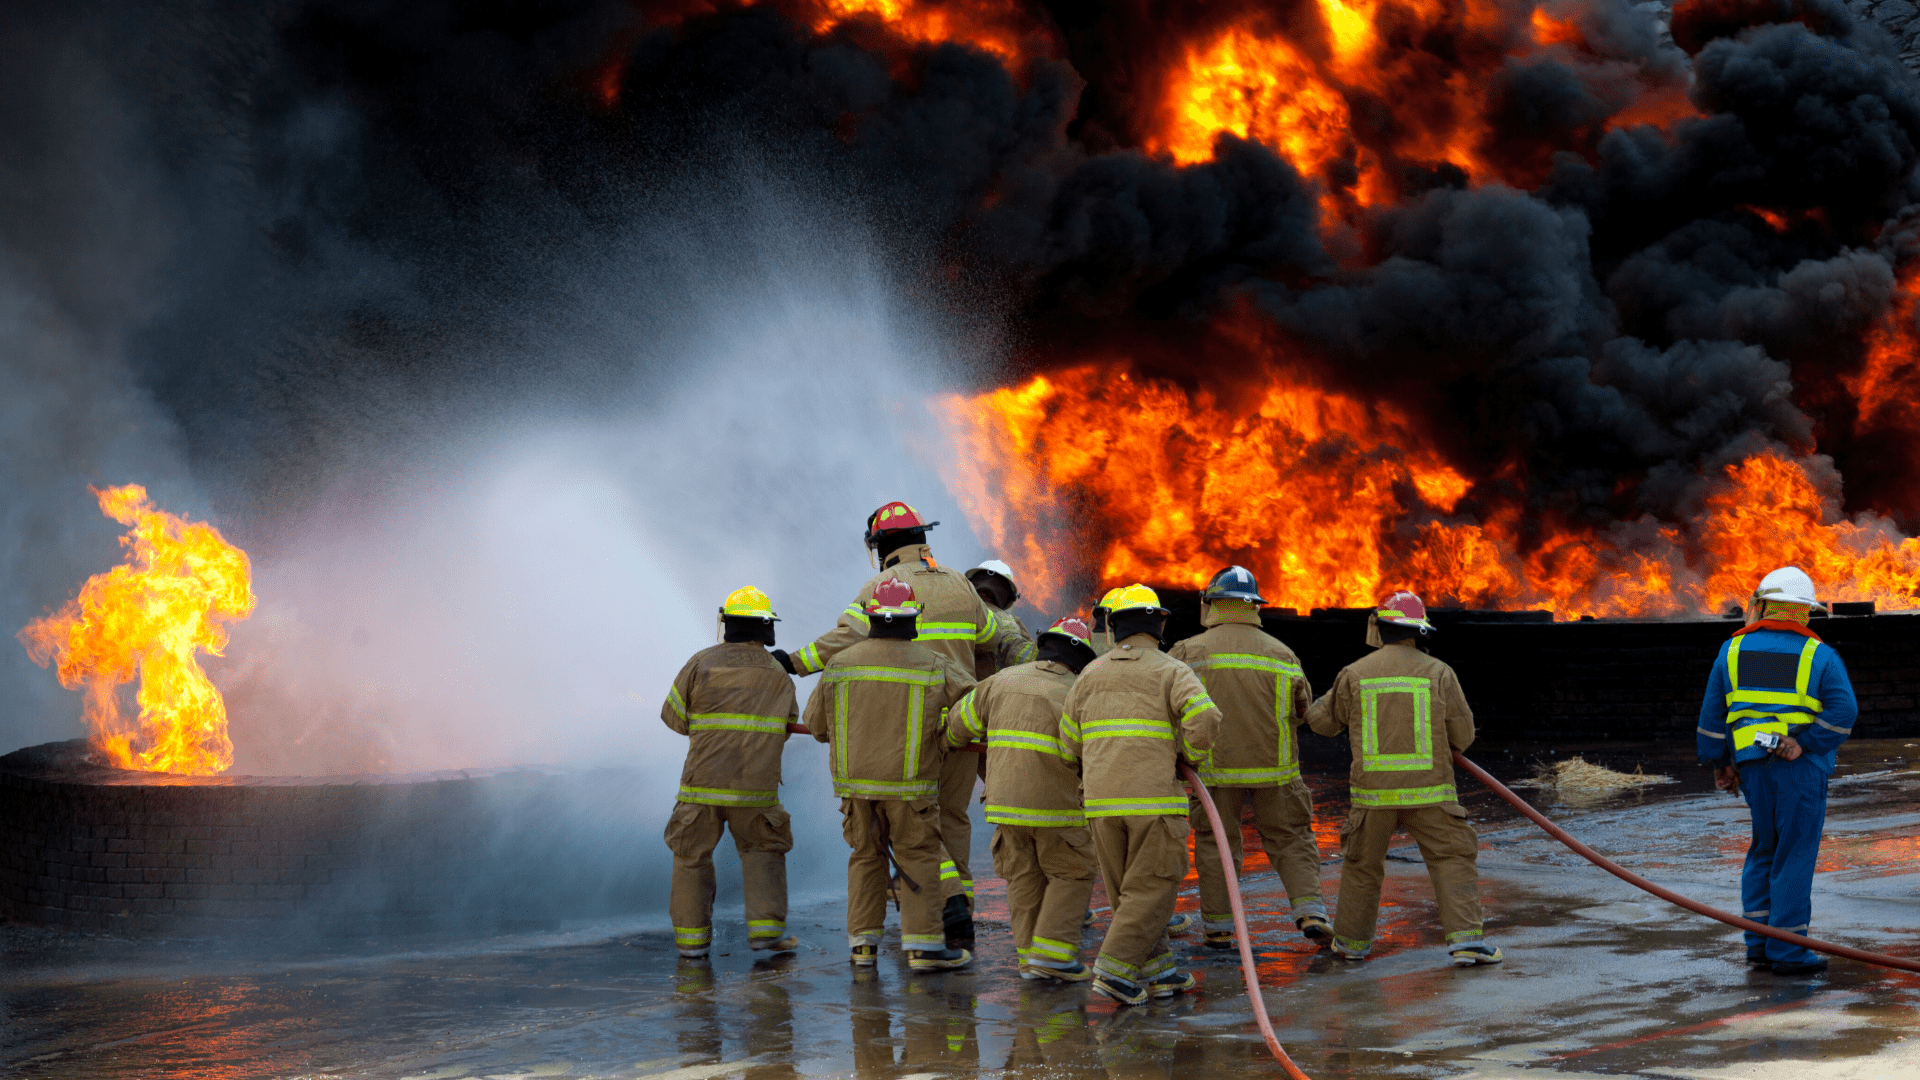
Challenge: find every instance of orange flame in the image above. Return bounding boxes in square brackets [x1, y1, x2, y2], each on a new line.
[945, 368, 1920, 618]
[1847, 261, 1920, 434]
[17, 486, 255, 774]
[808, 0, 1042, 64]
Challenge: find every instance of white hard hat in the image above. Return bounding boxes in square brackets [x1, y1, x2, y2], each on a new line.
[966, 559, 1019, 603]
[1752, 566, 1823, 611]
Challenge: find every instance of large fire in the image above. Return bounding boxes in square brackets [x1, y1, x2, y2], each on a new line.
[17, 486, 254, 775]
[946, 368, 1920, 618]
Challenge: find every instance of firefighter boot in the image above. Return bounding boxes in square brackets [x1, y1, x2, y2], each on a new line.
[908, 947, 973, 972]
[943, 894, 976, 951]
[1148, 970, 1196, 998]
[1203, 929, 1235, 950]
[1022, 959, 1094, 982]
[1296, 914, 1332, 944]
[1165, 913, 1197, 936]
[1449, 943, 1503, 967]
[1092, 973, 1147, 1006]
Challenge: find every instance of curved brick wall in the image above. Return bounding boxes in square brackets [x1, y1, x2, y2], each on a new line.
[0, 741, 660, 936]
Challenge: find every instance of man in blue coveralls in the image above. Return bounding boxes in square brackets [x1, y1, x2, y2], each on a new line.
[1697, 566, 1858, 976]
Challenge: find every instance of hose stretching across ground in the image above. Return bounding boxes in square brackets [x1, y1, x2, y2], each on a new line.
[789, 724, 1312, 1073]
[1181, 761, 1315, 1079]
[1453, 751, 1920, 974]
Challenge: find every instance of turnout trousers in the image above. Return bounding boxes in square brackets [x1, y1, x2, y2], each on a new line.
[663, 801, 794, 952]
[938, 750, 980, 904]
[1189, 779, 1324, 932]
[842, 797, 947, 951]
[1089, 815, 1190, 983]
[1739, 756, 1829, 966]
[1332, 803, 1483, 956]
[991, 823, 1096, 968]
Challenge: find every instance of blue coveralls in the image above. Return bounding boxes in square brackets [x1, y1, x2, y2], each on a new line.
[1696, 626, 1857, 965]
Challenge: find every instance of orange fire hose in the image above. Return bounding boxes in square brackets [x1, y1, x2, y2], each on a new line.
[789, 724, 1312, 1073]
[1453, 751, 1920, 973]
[1181, 762, 1315, 1080]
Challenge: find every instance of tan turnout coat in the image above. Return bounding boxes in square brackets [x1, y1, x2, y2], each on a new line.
[1060, 633, 1223, 817]
[803, 636, 975, 800]
[662, 642, 798, 808]
[791, 545, 1034, 677]
[1305, 640, 1475, 808]
[945, 659, 1082, 826]
[1166, 622, 1312, 787]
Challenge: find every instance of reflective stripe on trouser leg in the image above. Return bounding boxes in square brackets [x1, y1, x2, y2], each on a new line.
[675, 925, 712, 948]
[1190, 784, 1246, 933]
[1740, 758, 1826, 965]
[1401, 804, 1483, 943]
[844, 797, 948, 951]
[938, 751, 977, 904]
[1090, 814, 1188, 980]
[1331, 806, 1395, 955]
[1261, 780, 1326, 919]
[993, 823, 1095, 968]
[665, 802, 723, 945]
[727, 804, 792, 942]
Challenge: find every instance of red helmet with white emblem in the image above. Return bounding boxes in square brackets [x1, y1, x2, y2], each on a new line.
[865, 501, 940, 550]
[1375, 590, 1434, 633]
[1040, 616, 1093, 649]
[865, 577, 921, 618]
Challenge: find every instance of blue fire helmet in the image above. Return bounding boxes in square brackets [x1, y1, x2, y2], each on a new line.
[1203, 565, 1266, 605]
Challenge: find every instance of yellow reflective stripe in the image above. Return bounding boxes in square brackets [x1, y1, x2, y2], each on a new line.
[978, 608, 999, 643]
[678, 785, 778, 806]
[1730, 689, 1823, 708]
[1012, 638, 1037, 663]
[951, 691, 982, 739]
[794, 643, 824, 674]
[1728, 634, 1743, 687]
[940, 861, 960, 881]
[1093, 952, 1140, 979]
[1350, 784, 1456, 807]
[1083, 719, 1175, 740]
[833, 778, 939, 798]
[1030, 935, 1077, 961]
[666, 685, 689, 720]
[820, 665, 944, 685]
[674, 926, 712, 945]
[1197, 765, 1301, 785]
[1797, 636, 1818, 698]
[1190, 654, 1303, 677]
[747, 920, 785, 937]
[1359, 676, 1433, 772]
[1086, 796, 1188, 816]
[1724, 636, 1824, 712]
[986, 730, 1072, 759]
[1179, 695, 1217, 723]
[985, 805, 1085, 826]
[843, 604, 872, 629]
[1059, 713, 1080, 742]
[688, 713, 789, 734]
[903, 684, 925, 780]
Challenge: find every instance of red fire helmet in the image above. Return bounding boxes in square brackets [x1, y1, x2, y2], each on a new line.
[1375, 590, 1434, 632]
[865, 500, 939, 549]
[1040, 616, 1093, 649]
[866, 576, 920, 616]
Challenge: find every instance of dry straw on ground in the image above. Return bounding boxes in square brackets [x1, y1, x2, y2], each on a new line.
[1517, 755, 1674, 792]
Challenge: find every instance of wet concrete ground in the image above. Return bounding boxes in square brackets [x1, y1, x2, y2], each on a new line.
[5, 740, 1920, 1079]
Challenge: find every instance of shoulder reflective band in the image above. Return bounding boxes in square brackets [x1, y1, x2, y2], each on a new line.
[1189, 652, 1305, 769]
[986, 729, 1073, 759]
[984, 804, 1086, 826]
[1349, 783, 1456, 807]
[1358, 675, 1434, 772]
[688, 713, 790, 734]
[1082, 718, 1175, 741]
[917, 621, 983, 641]
[1086, 796, 1189, 817]
[1725, 636, 1823, 712]
[678, 785, 778, 807]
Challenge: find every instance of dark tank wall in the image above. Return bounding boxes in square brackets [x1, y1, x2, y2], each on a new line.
[1157, 595, 1920, 742]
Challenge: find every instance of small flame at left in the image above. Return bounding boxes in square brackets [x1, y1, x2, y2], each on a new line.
[17, 485, 255, 775]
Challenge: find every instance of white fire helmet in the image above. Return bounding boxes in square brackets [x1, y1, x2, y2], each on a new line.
[965, 559, 1020, 601]
[1752, 566, 1823, 611]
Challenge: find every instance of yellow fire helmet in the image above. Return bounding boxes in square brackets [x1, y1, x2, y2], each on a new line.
[1094, 586, 1124, 612]
[720, 585, 779, 621]
[1103, 583, 1169, 616]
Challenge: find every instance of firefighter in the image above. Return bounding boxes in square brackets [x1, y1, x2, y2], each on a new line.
[1697, 566, 1857, 976]
[966, 559, 1035, 680]
[1060, 584, 1223, 1005]
[1305, 591, 1498, 966]
[803, 577, 977, 971]
[1166, 566, 1328, 948]
[779, 501, 1034, 950]
[946, 616, 1099, 981]
[661, 586, 800, 959]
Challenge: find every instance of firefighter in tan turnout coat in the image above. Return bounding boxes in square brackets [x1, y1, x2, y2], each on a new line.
[803, 577, 977, 971]
[945, 616, 1099, 982]
[661, 586, 800, 959]
[781, 501, 1034, 948]
[1305, 591, 1503, 967]
[1166, 566, 1329, 948]
[1061, 584, 1223, 1005]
